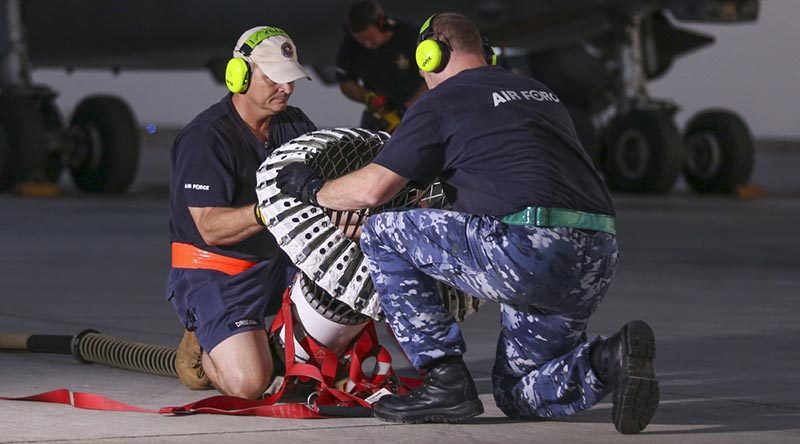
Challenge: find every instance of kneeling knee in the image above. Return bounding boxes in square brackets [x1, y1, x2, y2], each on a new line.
[220, 377, 271, 400]
[493, 388, 545, 420]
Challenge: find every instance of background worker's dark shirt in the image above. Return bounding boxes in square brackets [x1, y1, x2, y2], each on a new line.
[373, 66, 615, 217]
[169, 95, 316, 261]
[335, 18, 424, 106]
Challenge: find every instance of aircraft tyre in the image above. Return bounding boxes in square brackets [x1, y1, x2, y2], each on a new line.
[683, 109, 753, 194]
[603, 109, 684, 194]
[0, 93, 49, 191]
[42, 100, 66, 183]
[69, 95, 139, 193]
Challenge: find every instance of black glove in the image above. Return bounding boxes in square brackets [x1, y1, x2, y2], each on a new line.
[276, 162, 324, 205]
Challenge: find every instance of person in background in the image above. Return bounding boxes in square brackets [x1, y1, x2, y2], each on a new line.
[335, 0, 426, 132]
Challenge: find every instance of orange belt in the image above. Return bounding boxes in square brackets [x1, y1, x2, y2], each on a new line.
[171, 242, 257, 276]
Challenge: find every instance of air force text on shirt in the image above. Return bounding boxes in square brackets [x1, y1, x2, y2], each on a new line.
[184, 183, 210, 191]
[492, 89, 560, 107]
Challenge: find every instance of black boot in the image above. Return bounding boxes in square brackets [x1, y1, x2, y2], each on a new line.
[590, 320, 660, 434]
[373, 356, 484, 423]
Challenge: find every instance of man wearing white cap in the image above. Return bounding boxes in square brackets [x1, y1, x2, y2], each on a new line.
[167, 26, 316, 399]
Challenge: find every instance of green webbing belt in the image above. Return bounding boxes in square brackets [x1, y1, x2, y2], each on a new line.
[501, 207, 616, 235]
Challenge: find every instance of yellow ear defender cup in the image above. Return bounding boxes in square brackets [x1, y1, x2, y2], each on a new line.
[416, 39, 448, 72]
[415, 13, 450, 73]
[225, 57, 251, 93]
[225, 27, 290, 94]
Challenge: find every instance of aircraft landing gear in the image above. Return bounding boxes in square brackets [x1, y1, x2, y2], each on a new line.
[0, 90, 140, 194]
[683, 109, 754, 194]
[522, 8, 756, 196]
[67, 96, 140, 193]
[0, 0, 139, 194]
[597, 12, 753, 195]
[0, 89, 54, 191]
[603, 108, 684, 194]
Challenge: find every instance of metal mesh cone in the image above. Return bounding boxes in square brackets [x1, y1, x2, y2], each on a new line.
[256, 128, 481, 322]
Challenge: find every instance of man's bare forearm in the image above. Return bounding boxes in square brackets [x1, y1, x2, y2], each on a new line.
[188, 205, 263, 246]
[316, 163, 408, 211]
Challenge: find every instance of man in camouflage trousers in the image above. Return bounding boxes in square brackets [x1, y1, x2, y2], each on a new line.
[359, 210, 618, 419]
[276, 13, 659, 433]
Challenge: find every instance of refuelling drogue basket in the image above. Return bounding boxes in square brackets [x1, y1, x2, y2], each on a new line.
[254, 128, 483, 413]
[256, 128, 482, 322]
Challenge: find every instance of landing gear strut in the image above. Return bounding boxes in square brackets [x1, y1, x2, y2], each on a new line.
[600, 13, 685, 194]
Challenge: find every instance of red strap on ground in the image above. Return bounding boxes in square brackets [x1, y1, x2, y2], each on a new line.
[1, 389, 326, 418]
[1, 389, 157, 413]
[160, 395, 325, 419]
[2, 287, 422, 419]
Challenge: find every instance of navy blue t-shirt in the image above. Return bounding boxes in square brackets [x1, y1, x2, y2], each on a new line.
[169, 95, 316, 261]
[373, 66, 614, 217]
[335, 18, 424, 107]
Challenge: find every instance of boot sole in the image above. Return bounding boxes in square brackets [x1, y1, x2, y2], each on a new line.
[374, 399, 484, 424]
[612, 320, 660, 434]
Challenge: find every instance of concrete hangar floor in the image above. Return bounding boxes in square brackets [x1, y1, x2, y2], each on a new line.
[0, 131, 798, 443]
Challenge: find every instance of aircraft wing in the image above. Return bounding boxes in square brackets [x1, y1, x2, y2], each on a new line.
[23, 0, 759, 81]
[2, 0, 761, 195]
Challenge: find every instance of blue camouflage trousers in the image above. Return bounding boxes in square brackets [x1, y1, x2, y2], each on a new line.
[359, 208, 619, 419]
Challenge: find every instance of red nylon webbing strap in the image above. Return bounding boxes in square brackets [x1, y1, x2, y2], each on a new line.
[2, 286, 421, 418]
[1, 389, 158, 413]
[270, 289, 373, 410]
[0, 389, 324, 418]
[160, 395, 324, 419]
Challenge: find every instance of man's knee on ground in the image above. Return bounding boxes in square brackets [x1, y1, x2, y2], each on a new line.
[207, 359, 273, 399]
[217, 372, 272, 400]
[493, 390, 545, 420]
[205, 330, 273, 399]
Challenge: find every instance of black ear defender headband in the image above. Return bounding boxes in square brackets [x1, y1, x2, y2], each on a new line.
[416, 13, 497, 73]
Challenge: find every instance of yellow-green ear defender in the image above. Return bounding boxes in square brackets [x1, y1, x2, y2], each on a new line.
[225, 27, 289, 93]
[415, 14, 450, 73]
[482, 35, 497, 66]
[225, 58, 250, 93]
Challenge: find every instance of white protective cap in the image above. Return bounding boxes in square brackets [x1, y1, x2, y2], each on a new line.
[233, 26, 311, 83]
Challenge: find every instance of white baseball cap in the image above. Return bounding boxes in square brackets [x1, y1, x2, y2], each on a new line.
[233, 26, 311, 83]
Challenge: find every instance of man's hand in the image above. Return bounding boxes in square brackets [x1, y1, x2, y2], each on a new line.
[364, 91, 388, 114]
[276, 162, 324, 205]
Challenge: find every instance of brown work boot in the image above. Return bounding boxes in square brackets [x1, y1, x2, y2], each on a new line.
[175, 330, 213, 390]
